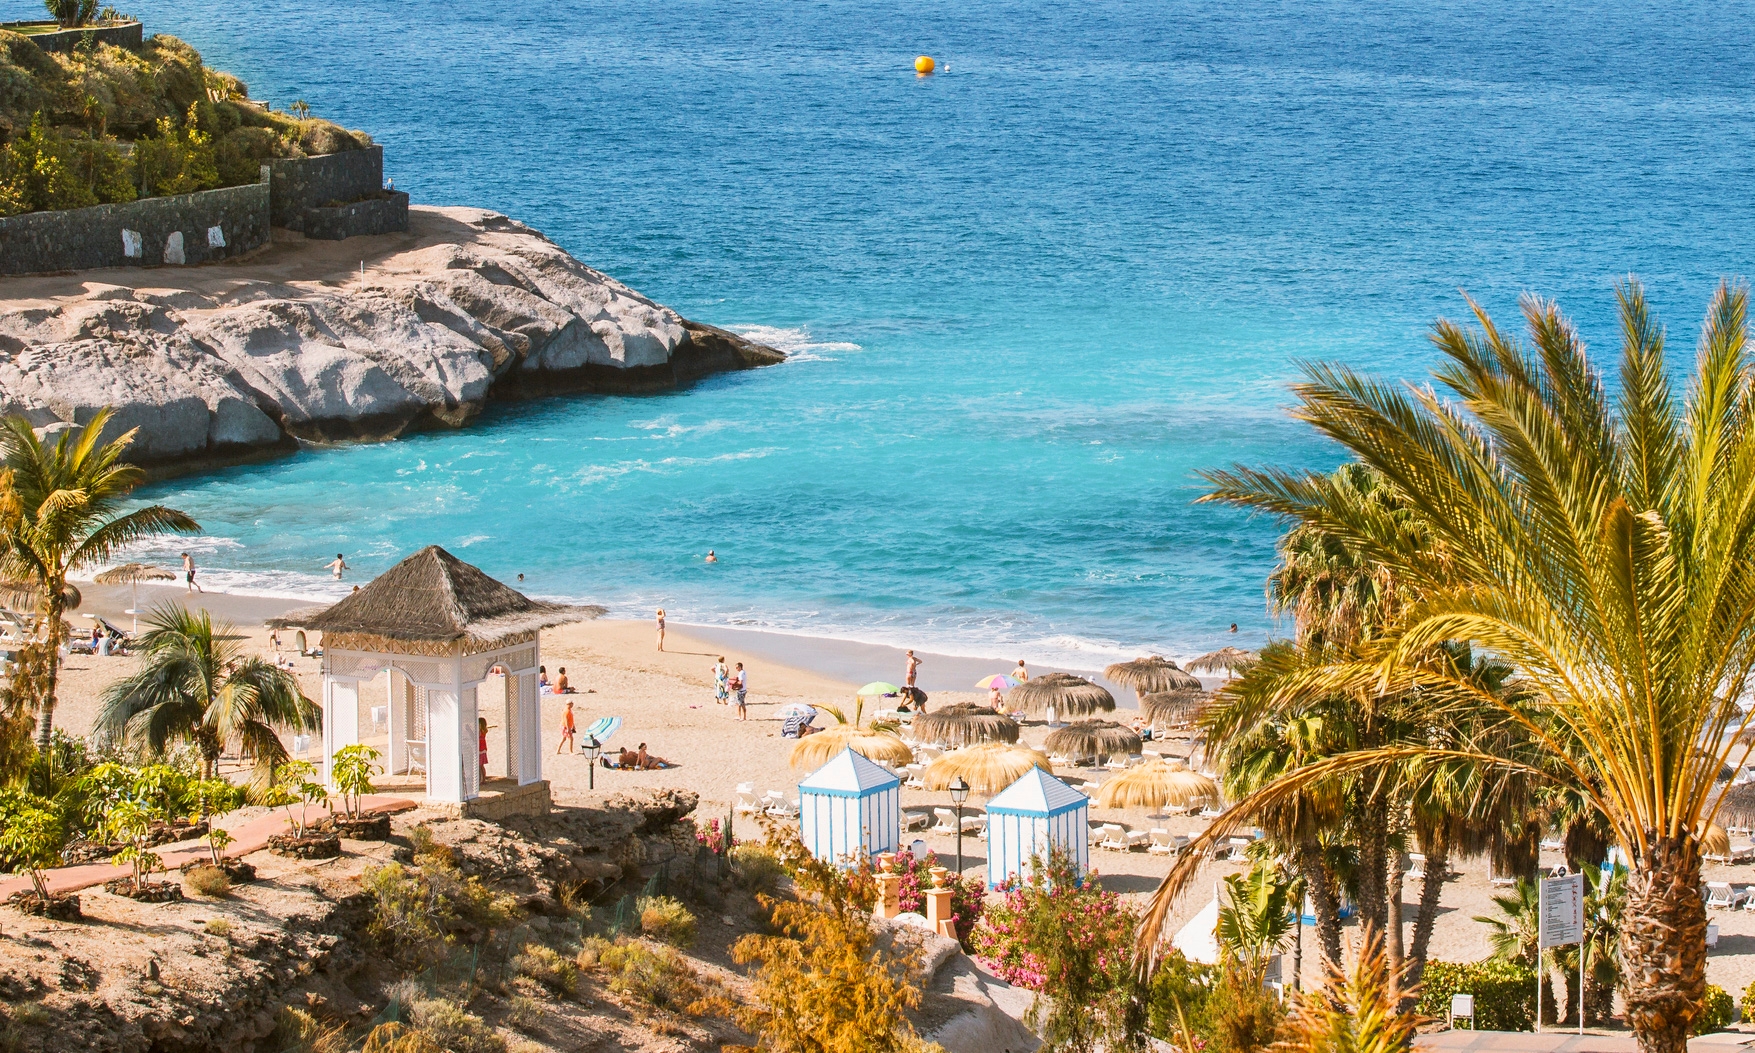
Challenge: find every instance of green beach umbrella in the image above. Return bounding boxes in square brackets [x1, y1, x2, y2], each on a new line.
[856, 681, 901, 696]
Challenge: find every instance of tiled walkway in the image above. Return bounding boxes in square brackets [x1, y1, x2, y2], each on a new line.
[0, 794, 417, 898]
[1419, 1031, 1755, 1053]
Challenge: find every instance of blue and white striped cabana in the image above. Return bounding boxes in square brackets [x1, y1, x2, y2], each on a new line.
[798, 748, 902, 866]
[986, 767, 1089, 889]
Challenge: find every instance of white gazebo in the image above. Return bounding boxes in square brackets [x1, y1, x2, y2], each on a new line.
[985, 767, 1089, 889]
[798, 748, 902, 866]
[274, 546, 603, 811]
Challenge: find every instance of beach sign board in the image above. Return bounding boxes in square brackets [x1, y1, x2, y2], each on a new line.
[1539, 872, 1584, 948]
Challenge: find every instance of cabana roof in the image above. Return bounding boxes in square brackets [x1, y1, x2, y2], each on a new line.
[269, 546, 605, 650]
[989, 767, 1088, 818]
[800, 748, 901, 797]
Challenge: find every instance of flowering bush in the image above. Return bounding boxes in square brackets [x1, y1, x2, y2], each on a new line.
[876, 849, 986, 948]
[971, 848, 1142, 1051]
[695, 817, 731, 855]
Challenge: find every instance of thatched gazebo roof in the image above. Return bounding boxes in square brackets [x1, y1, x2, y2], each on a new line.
[1187, 647, 1258, 675]
[1104, 657, 1201, 697]
[790, 726, 914, 770]
[1094, 759, 1219, 811]
[1008, 672, 1115, 718]
[267, 546, 606, 653]
[1044, 720, 1141, 764]
[1141, 688, 1212, 728]
[910, 703, 1019, 748]
[923, 742, 1053, 795]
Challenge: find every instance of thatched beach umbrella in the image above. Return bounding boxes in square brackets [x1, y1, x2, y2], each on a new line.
[910, 703, 1019, 747]
[1104, 657, 1201, 699]
[1095, 759, 1219, 811]
[1044, 720, 1141, 764]
[1008, 672, 1115, 719]
[94, 562, 175, 632]
[923, 742, 1052, 795]
[1187, 647, 1258, 677]
[790, 726, 914, 770]
[1141, 688, 1211, 729]
[1718, 781, 1755, 830]
[1701, 822, 1731, 858]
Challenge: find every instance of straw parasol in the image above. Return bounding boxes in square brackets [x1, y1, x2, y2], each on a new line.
[910, 703, 1019, 747]
[1141, 688, 1211, 728]
[790, 726, 914, 770]
[1044, 720, 1142, 764]
[1095, 759, 1219, 811]
[1104, 657, 1201, 698]
[922, 742, 1052, 795]
[1701, 822, 1731, 858]
[94, 562, 176, 631]
[1187, 647, 1259, 676]
[1718, 781, 1755, 830]
[1008, 672, 1115, 719]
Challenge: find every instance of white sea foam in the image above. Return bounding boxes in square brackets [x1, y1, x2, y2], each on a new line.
[731, 324, 861, 364]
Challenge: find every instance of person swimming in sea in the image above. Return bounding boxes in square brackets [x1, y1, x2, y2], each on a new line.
[705, 550, 718, 563]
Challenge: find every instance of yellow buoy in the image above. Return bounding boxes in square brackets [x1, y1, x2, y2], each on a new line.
[915, 55, 936, 75]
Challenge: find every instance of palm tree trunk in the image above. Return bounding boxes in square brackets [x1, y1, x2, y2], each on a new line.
[1407, 843, 1448, 984]
[1621, 837, 1706, 1053]
[33, 589, 65, 750]
[1292, 910, 1302, 992]
[1387, 862, 1404, 974]
[1354, 793, 1391, 936]
[1295, 838, 1343, 967]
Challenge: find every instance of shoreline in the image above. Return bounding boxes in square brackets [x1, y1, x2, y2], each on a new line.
[71, 578, 1229, 700]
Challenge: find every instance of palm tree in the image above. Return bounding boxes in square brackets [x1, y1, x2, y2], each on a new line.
[1145, 281, 1755, 1053]
[0, 410, 197, 749]
[96, 605, 319, 781]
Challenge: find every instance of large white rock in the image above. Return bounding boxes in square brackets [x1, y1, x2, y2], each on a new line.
[0, 206, 781, 469]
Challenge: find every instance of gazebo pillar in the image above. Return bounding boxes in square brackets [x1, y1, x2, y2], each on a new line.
[322, 677, 360, 782]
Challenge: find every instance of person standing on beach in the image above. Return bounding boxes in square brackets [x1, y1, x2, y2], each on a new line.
[732, 662, 748, 720]
[182, 552, 202, 594]
[557, 699, 576, 753]
[478, 717, 490, 782]
[713, 657, 729, 705]
[905, 650, 920, 690]
[1013, 659, 1029, 682]
[327, 553, 349, 580]
[656, 608, 666, 651]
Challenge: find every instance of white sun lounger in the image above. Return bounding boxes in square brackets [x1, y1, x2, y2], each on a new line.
[734, 783, 760, 814]
[1705, 882, 1747, 909]
[933, 807, 959, 834]
[1098, 824, 1129, 851]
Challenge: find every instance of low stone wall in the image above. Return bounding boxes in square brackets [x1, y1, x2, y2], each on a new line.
[439, 781, 553, 821]
[0, 20, 142, 54]
[267, 145, 386, 230]
[304, 190, 409, 241]
[0, 174, 270, 276]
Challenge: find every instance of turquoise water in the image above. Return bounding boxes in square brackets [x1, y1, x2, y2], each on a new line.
[15, 0, 1755, 666]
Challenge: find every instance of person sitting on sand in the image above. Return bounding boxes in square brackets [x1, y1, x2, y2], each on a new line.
[538, 665, 549, 689]
[607, 747, 639, 769]
[635, 742, 673, 769]
[1129, 715, 1154, 741]
[555, 667, 572, 694]
[990, 684, 1003, 708]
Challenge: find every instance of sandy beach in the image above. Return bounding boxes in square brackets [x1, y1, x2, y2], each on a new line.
[51, 579, 1755, 999]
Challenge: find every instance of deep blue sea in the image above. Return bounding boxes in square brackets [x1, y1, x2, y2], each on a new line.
[11, 0, 1755, 667]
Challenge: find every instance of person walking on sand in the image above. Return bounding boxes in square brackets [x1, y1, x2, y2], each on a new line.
[732, 662, 748, 720]
[656, 608, 666, 651]
[713, 657, 729, 705]
[327, 553, 349, 580]
[182, 552, 202, 594]
[1013, 659, 1029, 682]
[557, 699, 576, 753]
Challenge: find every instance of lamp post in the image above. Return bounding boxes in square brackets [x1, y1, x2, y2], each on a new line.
[949, 776, 970, 874]
[581, 734, 600, 790]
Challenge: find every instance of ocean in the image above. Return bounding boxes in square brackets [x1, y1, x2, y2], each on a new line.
[13, 0, 1755, 668]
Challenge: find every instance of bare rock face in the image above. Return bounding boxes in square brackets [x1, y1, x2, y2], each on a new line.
[0, 207, 782, 472]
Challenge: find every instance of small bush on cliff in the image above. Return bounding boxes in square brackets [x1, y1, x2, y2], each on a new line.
[132, 103, 216, 198]
[0, 111, 133, 215]
[730, 841, 785, 893]
[593, 938, 704, 1013]
[405, 999, 505, 1053]
[363, 855, 516, 966]
[511, 943, 577, 994]
[637, 894, 697, 947]
[183, 863, 229, 897]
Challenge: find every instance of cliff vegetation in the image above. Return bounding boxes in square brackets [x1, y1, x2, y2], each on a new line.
[0, 28, 370, 215]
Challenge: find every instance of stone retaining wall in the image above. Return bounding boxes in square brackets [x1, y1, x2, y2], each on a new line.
[0, 20, 142, 54]
[267, 145, 386, 230]
[0, 171, 270, 276]
[304, 190, 409, 240]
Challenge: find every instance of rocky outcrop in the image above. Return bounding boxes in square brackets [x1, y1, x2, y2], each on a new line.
[0, 207, 782, 473]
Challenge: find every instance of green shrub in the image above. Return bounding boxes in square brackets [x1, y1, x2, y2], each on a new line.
[183, 864, 230, 898]
[132, 104, 217, 198]
[203, 917, 231, 938]
[363, 858, 516, 966]
[1416, 959, 1536, 1032]
[637, 895, 697, 948]
[505, 994, 544, 1034]
[0, 111, 133, 215]
[1146, 950, 1219, 1041]
[730, 842, 784, 893]
[1739, 978, 1755, 1028]
[405, 999, 504, 1053]
[593, 939, 702, 1012]
[511, 943, 577, 994]
[1696, 983, 1735, 1034]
